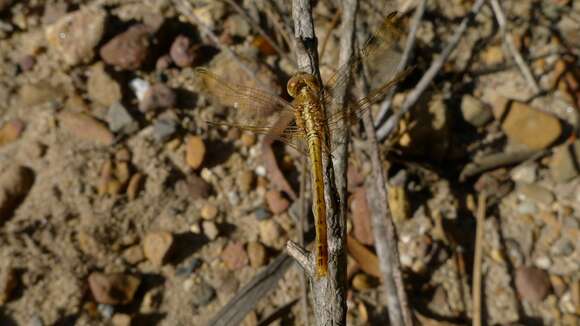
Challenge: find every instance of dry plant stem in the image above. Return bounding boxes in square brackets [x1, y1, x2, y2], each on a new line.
[299, 155, 310, 326]
[286, 0, 350, 325]
[377, 0, 487, 141]
[174, 0, 268, 89]
[253, 0, 294, 51]
[222, 0, 297, 68]
[489, 0, 541, 94]
[358, 39, 414, 326]
[375, 0, 426, 127]
[472, 192, 487, 326]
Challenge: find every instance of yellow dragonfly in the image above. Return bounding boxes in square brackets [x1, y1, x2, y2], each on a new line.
[196, 12, 412, 277]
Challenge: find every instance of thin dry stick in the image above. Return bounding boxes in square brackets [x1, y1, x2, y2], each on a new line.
[472, 192, 487, 326]
[174, 0, 268, 89]
[489, 0, 541, 94]
[298, 155, 310, 326]
[285, 0, 352, 324]
[254, 0, 295, 55]
[358, 28, 414, 326]
[222, 0, 297, 67]
[376, 0, 486, 141]
[375, 0, 426, 127]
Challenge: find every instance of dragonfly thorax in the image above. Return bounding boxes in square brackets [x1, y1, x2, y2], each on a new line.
[287, 72, 320, 98]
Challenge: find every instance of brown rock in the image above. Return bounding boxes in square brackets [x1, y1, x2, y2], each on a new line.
[0, 267, 17, 304]
[88, 273, 140, 305]
[87, 62, 122, 107]
[0, 165, 34, 221]
[170, 35, 198, 67]
[200, 203, 218, 220]
[265, 190, 289, 214]
[142, 231, 174, 267]
[0, 119, 25, 147]
[349, 188, 374, 245]
[202, 220, 219, 240]
[176, 174, 211, 200]
[58, 111, 114, 145]
[115, 161, 131, 185]
[100, 24, 152, 70]
[515, 266, 551, 302]
[221, 242, 248, 270]
[498, 101, 561, 150]
[259, 219, 284, 247]
[247, 241, 267, 268]
[123, 245, 145, 265]
[45, 7, 107, 65]
[111, 314, 132, 326]
[185, 135, 205, 170]
[18, 83, 64, 107]
[127, 173, 144, 200]
[138, 84, 176, 112]
[240, 132, 256, 147]
[237, 170, 255, 194]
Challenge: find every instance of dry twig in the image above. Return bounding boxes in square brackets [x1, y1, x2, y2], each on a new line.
[377, 0, 487, 141]
[489, 0, 541, 94]
[285, 0, 352, 324]
[472, 192, 487, 326]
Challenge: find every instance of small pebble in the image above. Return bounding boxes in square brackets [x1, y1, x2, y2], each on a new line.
[175, 258, 202, 277]
[237, 170, 255, 194]
[202, 221, 219, 240]
[152, 119, 178, 142]
[100, 24, 152, 70]
[58, 111, 114, 145]
[97, 304, 114, 319]
[254, 207, 271, 221]
[247, 241, 267, 268]
[191, 280, 215, 307]
[240, 132, 256, 147]
[170, 35, 197, 67]
[177, 175, 211, 200]
[111, 314, 132, 326]
[0, 165, 35, 221]
[129, 78, 150, 102]
[122, 245, 144, 265]
[106, 102, 138, 134]
[88, 273, 141, 305]
[185, 135, 206, 170]
[200, 203, 218, 220]
[126, 173, 144, 200]
[156, 54, 172, 71]
[515, 266, 551, 303]
[265, 190, 289, 214]
[0, 119, 25, 147]
[139, 84, 176, 113]
[517, 183, 555, 206]
[349, 187, 374, 246]
[142, 231, 174, 267]
[259, 219, 283, 247]
[87, 63, 122, 107]
[45, 7, 107, 65]
[18, 55, 35, 71]
[221, 242, 248, 270]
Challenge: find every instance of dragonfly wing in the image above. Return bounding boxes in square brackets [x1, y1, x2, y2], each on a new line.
[321, 12, 404, 111]
[196, 68, 295, 129]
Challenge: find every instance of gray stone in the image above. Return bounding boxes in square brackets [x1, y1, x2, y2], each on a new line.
[516, 183, 555, 206]
[461, 95, 492, 127]
[152, 119, 177, 142]
[254, 206, 271, 221]
[191, 281, 215, 307]
[106, 102, 138, 134]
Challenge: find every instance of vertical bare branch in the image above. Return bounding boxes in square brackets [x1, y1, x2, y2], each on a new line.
[285, 0, 353, 324]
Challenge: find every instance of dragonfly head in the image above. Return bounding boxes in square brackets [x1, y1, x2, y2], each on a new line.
[287, 73, 320, 98]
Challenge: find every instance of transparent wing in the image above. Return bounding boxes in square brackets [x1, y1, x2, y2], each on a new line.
[196, 68, 305, 151]
[321, 12, 405, 112]
[196, 68, 295, 128]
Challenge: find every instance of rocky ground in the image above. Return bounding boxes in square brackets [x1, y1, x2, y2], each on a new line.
[0, 0, 579, 325]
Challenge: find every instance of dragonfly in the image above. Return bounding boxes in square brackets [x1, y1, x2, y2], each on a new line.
[195, 12, 412, 278]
